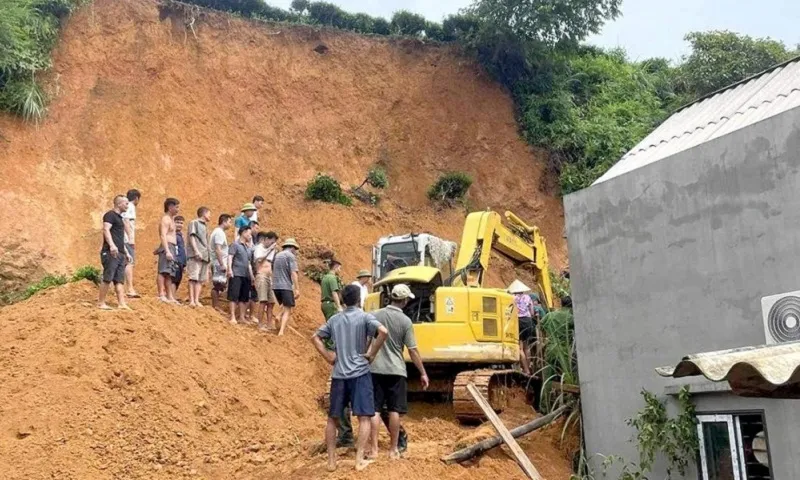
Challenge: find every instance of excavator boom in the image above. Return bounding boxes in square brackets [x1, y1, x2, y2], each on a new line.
[453, 211, 554, 308]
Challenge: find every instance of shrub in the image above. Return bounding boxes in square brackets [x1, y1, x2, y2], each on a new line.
[424, 21, 446, 41]
[22, 274, 69, 300]
[289, 0, 310, 13]
[0, 0, 79, 121]
[442, 14, 481, 41]
[307, 2, 352, 29]
[350, 13, 375, 34]
[427, 172, 473, 204]
[391, 10, 426, 36]
[365, 166, 388, 189]
[72, 265, 101, 284]
[305, 173, 353, 206]
[371, 18, 391, 35]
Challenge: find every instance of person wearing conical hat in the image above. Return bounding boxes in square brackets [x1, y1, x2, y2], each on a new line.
[508, 280, 534, 375]
[350, 269, 372, 309]
[234, 203, 257, 241]
[272, 238, 301, 336]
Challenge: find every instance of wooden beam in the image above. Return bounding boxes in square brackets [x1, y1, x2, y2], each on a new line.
[465, 383, 543, 480]
[441, 405, 568, 464]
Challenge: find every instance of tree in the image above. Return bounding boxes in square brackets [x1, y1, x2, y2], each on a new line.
[679, 31, 796, 97]
[466, 0, 622, 46]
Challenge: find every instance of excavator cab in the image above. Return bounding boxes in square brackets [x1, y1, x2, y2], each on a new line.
[371, 233, 455, 281]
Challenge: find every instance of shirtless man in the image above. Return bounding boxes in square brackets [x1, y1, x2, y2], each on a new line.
[157, 197, 180, 304]
[252, 231, 279, 331]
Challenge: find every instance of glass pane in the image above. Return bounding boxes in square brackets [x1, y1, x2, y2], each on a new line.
[738, 414, 771, 480]
[379, 241, 418, 275]
[703, 422, 736, 480]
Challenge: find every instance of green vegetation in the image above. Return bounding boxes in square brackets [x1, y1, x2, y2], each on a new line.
[677, 31, 796, 97]
[592, 388, 698, 480]
[427, 171, 473, 205]
[0, 264, 100, 305]
[0, 0, 82, 121]
[305, 173, 352, 206]
[72, 264, 101, 284]
[364, 166, 388, 189]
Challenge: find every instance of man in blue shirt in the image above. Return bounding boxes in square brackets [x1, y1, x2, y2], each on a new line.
[234, 203, 256, 241]
[312, 284, 388, 472]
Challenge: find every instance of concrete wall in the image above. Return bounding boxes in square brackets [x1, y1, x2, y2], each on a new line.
[564, 107, 800, 479]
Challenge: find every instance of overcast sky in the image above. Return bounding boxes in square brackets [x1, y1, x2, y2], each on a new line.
[269, 0, 800, 61]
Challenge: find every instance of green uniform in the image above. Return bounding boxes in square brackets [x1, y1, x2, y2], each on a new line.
[320, 272, 341, 320]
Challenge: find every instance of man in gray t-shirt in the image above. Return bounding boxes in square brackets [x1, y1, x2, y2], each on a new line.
[313, 284, 388, 473]
[368, 283, 428, 460]
[272, 239, 301, 337]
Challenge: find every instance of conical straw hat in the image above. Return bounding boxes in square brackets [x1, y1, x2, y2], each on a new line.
[507, 280, 531, 294]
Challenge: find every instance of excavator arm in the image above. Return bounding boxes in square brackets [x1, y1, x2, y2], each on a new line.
[453, 210, 554, 309]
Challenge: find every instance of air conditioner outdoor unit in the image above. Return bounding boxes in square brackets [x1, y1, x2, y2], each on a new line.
[761, 290, 800, 344]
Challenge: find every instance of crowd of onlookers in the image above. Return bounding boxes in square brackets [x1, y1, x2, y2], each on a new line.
[97, 191, 303, 335]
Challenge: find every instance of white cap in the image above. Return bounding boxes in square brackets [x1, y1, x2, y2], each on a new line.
[391, 284, 415, 300]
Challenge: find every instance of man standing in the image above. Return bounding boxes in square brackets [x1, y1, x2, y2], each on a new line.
[99, 195, 132, 310]
[186, 207, 212, 307]
[157, 198, 180, 304]
[122, 189, 141, 298]
[351, 270, 372, 308]
[368, 284, 429, 459]
[253, 231, 278, 331]
[171, 216, 187, 297]
[312, 285, 389, 472]
[251, 195, 265, 223]
[234, 203, 256, 241]
[272, 238, 301, 336]
[210, 214, 232, 312]
[321, 259, 343, 321]
[227, 226, 255, 324]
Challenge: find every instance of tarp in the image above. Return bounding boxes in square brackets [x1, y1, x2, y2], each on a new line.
[656, 341, 800, 398]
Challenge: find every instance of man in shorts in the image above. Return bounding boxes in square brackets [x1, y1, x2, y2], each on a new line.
[272, 238, 301, 336]
[122, 189, 141, 298]
[227, 226, 255, 325]
[368, 284, 429, 459]
[171, 216, 187, 296]
[98, 195, 132, 310]
[312, 284, 389, 472]
[210, 214, 232, 312]
[157, 197, 180, 304]
[186, 207, 212, 307]
[252, 231, 278, 331]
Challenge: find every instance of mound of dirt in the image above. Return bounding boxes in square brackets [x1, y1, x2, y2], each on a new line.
[0, 0, 572, 477]
[0, 282, 574, 479]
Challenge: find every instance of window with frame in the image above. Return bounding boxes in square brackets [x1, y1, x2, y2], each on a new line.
[696, 412, 771, 480]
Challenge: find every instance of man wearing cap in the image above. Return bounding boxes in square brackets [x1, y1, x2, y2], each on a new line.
[321, 259, 343, 321]
[368, 284, 429, 460]
[234, 203, 257, 242]
[272, 238, 301, 336]
[312, 284, 389, 472]
[351, 270, 372, 308]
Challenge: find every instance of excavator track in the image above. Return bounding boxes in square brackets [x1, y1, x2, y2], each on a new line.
[452, 369, 531, 422]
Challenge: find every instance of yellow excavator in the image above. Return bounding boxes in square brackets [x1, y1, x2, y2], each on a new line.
[365, 210, 554, 421]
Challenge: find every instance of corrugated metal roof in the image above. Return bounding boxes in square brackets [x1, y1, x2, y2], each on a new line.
[594, 57, 800, 185]
[656, 341, 800, 398]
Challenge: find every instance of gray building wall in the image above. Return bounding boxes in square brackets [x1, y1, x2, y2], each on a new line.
[564, 107, 800, 479]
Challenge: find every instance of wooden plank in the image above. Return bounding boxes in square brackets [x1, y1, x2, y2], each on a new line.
[441, 405, 568, 464]
[466, 383, 543, 480]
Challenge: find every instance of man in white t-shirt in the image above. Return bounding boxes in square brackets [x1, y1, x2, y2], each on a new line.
[251, 195, 265, 223]
[210, 213, 233, 312]
[351, 270, 373, 308]
[122, 189, 141, 298]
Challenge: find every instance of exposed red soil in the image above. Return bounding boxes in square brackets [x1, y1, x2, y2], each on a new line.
[0, 0, 571, 478]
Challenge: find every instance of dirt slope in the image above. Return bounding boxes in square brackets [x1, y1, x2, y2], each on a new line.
[0, 0, 571, 478]
[0, 283, 573, 479]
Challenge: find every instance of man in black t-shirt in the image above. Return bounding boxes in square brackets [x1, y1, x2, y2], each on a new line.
[99, 195, 133, 310]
